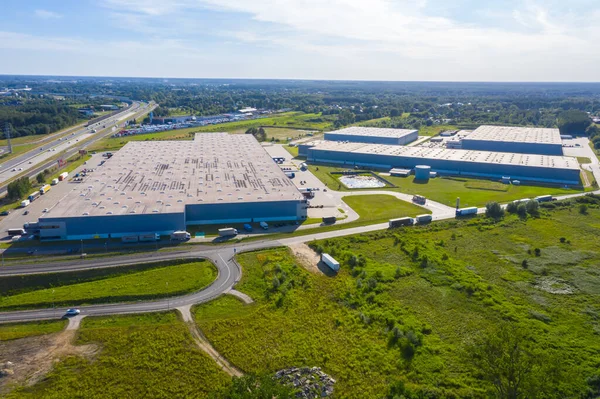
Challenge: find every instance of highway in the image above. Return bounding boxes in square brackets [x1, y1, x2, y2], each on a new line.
[0, 101, 155, 197]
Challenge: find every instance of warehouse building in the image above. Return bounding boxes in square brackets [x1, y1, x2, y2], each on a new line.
[305, 141, 580, 184]
[460, 125, 563, 155]
[324, 127, 418, 145]
[38, 133, 307, 240]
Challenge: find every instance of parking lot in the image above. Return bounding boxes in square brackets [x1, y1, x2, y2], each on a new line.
[0, 153, 106, 240]
[262, 143, 352, 220]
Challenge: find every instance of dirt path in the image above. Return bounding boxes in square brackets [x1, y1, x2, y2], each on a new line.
[177, 306, 243, 377]
[0, 316, 97, 394]
[226, 289, 254, 304]
[289, 243, 321, 273]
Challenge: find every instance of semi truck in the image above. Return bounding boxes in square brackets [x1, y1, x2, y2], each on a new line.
[171, 231, 191, 241]
[218, 228, 238, 237]
[139, 233, 160, 242]
[285, 172, 295, 179]
[259, 221, 269, 230]
[20, 199, 30, 208]
[534, 195, 553, 203]
[8, 228, 26, 237]
[39, 184, 51, 195]
[243, 224, 253, 232]
[456, 207, 478, 217]
[58, 172, 69, 181]
[28, 191, 40, 202]
[389, 217, 415, 228]
[416, 214, 433, 224]
[321, 253, 340, 272]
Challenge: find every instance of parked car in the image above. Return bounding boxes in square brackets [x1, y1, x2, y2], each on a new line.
[0, 211, 9, 216]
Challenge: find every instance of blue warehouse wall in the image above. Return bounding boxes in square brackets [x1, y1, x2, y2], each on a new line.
[307, 149, 580, 184]
[186, 200, 306, 225]
[39, 212, 186, 240]
[461, 140, 563, 156]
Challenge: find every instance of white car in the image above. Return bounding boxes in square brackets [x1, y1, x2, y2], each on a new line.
[18, 168, 22, 171]
[11, 168, 16, 171]
[42, 208, 49, 213]
[64, 308, 80, 316]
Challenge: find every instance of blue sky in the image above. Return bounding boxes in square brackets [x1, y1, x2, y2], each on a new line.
[1, 0, 599, 81]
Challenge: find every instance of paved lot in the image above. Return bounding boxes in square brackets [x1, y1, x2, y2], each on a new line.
[0, 153, 106, 240]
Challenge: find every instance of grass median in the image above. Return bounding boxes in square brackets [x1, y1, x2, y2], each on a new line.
[0, 320, 67, 341]
[0, 260, 216, 311]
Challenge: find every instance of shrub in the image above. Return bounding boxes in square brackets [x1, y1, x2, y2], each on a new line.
[534, 248, 541, 257]
[485, 201, 505, 219]
[522, 259, 529, 269]
[579, 204, 588, 215]
[506, 201, 518, 214]
[526, 200, 540, 216]
[517, 203, 528, 218]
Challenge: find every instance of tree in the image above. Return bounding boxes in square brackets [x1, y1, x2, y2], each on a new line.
[579, 204, 588, 214]
[36, 172, 45, 184]
[517, 203, 528, 218]
[6, 176, 32, 200]
[557, 110, 591, 135]
[526, 200, 540, 217]
[506, 201, 518, 214]
[469, 324, 560, 399]
[485, 201, 505, 219]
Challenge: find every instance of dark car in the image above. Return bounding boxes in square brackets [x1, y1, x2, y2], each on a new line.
[0, 211, 9, 216]
[23, 210, 29, 215]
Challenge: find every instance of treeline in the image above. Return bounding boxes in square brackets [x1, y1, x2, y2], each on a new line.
[6, 177, 32, 200]
[0, 98, 83, 137]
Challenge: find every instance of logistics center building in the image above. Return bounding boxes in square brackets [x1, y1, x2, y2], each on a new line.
[305, 141, 580, 184]
[324, 127, 418, 145]
[460, 125, 563, 155]
[38, 133, 307, 240]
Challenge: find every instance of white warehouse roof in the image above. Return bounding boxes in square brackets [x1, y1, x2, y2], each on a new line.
[464, 125, 562, 145]
[45, 133, 303, 218]
[326, 126, 417, 139]
[308, 141, 579, 170]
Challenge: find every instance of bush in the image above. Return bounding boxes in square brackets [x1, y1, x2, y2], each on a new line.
[517, 203, 528, 218]
[526, 200, 540, 216]
[579, 204, 588, 215]
[506, 201, 518, 214]
[485, 201, 505, 219]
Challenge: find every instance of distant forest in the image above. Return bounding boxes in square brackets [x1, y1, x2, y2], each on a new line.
[2, 76, 600, 139]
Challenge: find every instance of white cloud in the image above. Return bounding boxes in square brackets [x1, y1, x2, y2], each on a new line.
[34, 9, 63, 19]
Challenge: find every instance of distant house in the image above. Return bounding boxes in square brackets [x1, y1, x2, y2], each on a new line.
[78, 108, 95, 116]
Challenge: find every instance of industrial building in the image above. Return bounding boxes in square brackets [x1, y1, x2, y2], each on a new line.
[324, 127, 418, 145]
[460, 125, 563, 155]
[38, 133, 307, 240]
[305, 141, 580, 184]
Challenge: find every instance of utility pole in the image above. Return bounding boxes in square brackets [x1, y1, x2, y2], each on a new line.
[4, 122, 13, 154]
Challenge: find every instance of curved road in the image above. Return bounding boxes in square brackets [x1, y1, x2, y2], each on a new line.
[0, 177, 599, 323]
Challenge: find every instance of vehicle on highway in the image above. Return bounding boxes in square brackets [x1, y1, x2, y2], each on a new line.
[18, 167, 22, 171]
[0, 211, 9, 216]
[23, 210, 29, 215]
[11, 168, 15, 171]
[29, 161, 32, 164]
[42, 208, 49, 213]
[64, 308, 80, 317]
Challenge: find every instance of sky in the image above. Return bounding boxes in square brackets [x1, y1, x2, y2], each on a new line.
[1, 0, 599, 81]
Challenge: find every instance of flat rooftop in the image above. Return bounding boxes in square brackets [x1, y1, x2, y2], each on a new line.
[44, 133, 303, 218]
[325, 127, 418, 139]
[464, 125, 562, 145]
[308, 141, 579, 170]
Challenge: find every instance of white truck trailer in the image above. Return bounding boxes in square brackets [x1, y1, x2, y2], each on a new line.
[456, 207, 478, 217]
[171, 231, 191, 241]
[321, 253, 340, 272]
[218, 228, 238, 237]
[20, 199, 30, 208]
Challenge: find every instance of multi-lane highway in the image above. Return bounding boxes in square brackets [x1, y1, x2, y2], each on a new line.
[0, 101, 155, 196]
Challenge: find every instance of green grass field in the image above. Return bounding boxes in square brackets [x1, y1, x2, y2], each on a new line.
[0, 320, 67, 341]
[88, 112, 337, 152]
[0, 260, 216, 310]
[417, 124, 458, 136]
[194, 198, 600, 398]
[4, 312, 231, 398]
[309, 165, 587, 208]
[578, 156, 593, 164]
[343, 194, 430, 222]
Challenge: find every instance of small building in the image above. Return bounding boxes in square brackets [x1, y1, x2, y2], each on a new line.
[390, 168, 411, 177]
[429, 137, 444, 143]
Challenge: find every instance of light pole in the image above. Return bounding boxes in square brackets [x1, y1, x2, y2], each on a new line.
[80, 239, 83, 254]
[166, 282, 169, 310]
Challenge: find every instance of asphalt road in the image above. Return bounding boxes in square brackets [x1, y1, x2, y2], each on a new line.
[0, 137, 599, 323]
